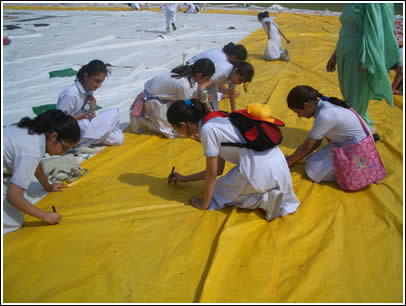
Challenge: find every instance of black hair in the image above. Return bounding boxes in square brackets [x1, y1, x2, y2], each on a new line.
[77, 59, 109, 81]
[167, 99, 209, 127]
[223, 42, 248, 61]
[229, 61, 255, 92]
[257, 11, 270, 19]
[287, 85, 350, 110]
[171, 58, 215, 87]
[17, 109, 81, 144]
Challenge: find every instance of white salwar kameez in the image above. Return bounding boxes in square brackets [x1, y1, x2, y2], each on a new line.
[57, 81, 124, 147]
[305, 100, 369, 183]
[130, 71, 199, 138]
[165, 3, 178, 32]
[262, 17, 285, 61]
[186, 48, 234, 110]
[200, 117, 300, 219]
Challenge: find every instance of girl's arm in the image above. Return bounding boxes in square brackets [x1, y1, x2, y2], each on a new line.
[266, 22, 271, 40]
[326, 48, 337, 72]
[189, 156, 222, 210]
[228, 87, 240, 112]
[286, 137, 322, 167]
[7, 183, 61, 225]
[35, 163, 67, 192]
[278, 28, 290, 44]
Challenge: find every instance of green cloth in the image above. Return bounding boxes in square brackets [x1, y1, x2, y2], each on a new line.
[32, 104, 102, 116]
[336, 4, 400, 128]
[49, 68, 78, 78]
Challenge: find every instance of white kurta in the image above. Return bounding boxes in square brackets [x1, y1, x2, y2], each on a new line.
[199, 117, 300, 217]
[305, 101, 369, 183]
[57, 81, 123, 147]
[132, 71, 199, 138]
[3, 125, 46, 234]
[186, 48, 234, 110]
[262, 17, 284, 60]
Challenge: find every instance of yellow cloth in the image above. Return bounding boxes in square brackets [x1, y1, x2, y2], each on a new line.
[3, 12, 403, 303]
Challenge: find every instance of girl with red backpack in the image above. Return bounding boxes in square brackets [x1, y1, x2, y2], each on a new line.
[166, 99, 300, 221]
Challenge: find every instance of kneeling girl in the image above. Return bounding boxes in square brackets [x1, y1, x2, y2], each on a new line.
[286, 85, 373, 183]
[166, 99, 300, 220]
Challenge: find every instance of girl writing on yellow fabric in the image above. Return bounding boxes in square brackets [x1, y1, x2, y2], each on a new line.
[166, 99, 300, 221]
[285, 85, 374, 184]
[3, 110, 80, 234]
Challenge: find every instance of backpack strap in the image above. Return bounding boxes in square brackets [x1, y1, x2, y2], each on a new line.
[202, 111, 229, 125]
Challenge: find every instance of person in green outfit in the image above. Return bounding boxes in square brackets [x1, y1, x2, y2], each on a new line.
[326, 3, 400, 137]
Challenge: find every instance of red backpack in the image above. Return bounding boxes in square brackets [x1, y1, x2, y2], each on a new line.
[202, 110, 284, 151]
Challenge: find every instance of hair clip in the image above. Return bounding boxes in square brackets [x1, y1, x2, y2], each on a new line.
[321, 96, 329, 101]
[185, 99, 192, 107]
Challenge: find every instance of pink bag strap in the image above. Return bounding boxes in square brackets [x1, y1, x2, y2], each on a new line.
[326, 108, 371, 147]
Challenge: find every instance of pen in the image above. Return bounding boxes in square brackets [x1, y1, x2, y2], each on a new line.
[52, 206, 56, 213]
[168, 166, 175, 184]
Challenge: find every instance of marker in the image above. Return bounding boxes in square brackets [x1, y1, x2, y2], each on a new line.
[168, 166, 175, 184]
[52, 206, 56, 213]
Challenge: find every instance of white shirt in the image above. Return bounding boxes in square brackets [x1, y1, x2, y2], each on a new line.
[199, 116, 295, 194]
[187, 48, 234, 84]
[3, 125, 46, 190]
[57, 80, 93, 117]
[309, 100, 368, 145]
[262, 17, 281, 45]
[144, 71, 199, 101]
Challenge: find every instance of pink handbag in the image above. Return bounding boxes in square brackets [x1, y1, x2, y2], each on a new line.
[129, 92, 145, 117]
[327, 109, 387, 191]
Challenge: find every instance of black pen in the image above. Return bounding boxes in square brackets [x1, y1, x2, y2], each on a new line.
[52, 206, 56, 213]
[168, 166, 175, 184]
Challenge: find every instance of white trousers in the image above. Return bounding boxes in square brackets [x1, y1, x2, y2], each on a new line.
[78, 108, 124, 147]
[210, 166, 298, 218]
[131, 98, 179, 138]
[305, 144, 336, 183]
[165, 9, 176, 29]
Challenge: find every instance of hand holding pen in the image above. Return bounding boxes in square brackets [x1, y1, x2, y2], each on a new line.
[168, 167, 175, 184]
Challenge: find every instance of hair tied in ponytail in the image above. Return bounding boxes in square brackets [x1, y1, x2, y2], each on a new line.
[321, 96, 329, 101]
[185, 99, 192, 107]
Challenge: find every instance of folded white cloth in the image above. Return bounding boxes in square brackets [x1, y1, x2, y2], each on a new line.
[41, 154, 88, 183]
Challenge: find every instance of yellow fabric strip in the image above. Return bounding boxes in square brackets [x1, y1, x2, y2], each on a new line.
[3, 11, 403, 304]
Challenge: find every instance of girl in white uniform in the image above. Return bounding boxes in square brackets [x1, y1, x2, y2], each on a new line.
[165, 3, 178, 33]
[286, 85, 371, 183]
[130, 58, 215, 138]
[57, 60, 123, 148]
[3, 110, 80, 234]
[186, 42, 248, 110]
[257, 11, 290, 62]
[166, 99, 300, 221]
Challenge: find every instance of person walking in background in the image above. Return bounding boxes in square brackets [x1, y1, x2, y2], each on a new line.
[165, 3, 178, 33]
[326, 3, 400, 137]
[257, 11, 290, 62]
[56, 60, 124, 147]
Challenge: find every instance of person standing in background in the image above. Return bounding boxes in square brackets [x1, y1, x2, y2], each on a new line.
[165, 3, 178, 33]
[326, 3, 400, 137]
